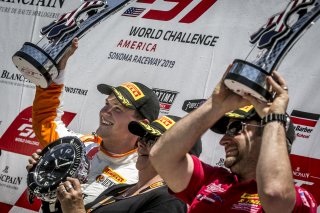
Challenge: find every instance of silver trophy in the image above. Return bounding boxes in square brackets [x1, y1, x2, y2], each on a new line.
[224, 0, 320, 102]
[12, 0, 130, 88]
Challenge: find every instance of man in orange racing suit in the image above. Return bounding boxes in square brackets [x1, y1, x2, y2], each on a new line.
[28, 38, 160, 212]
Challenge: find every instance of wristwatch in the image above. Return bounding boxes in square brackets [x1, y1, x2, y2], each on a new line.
[27, 136, 90, 202]
[262, 113, 290, 131]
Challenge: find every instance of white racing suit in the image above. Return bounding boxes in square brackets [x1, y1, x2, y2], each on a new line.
[32, 72, 138, 212]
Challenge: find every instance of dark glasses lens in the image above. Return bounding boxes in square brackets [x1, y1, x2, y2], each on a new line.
[226, 120, 243, 136]
[141, 135, 159, 146]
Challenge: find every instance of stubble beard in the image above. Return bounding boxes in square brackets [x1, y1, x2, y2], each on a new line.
[224, 156, 237, 169]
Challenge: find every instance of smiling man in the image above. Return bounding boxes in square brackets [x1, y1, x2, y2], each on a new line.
[28, 38, 160, 212]
[150, 70, 317, 212]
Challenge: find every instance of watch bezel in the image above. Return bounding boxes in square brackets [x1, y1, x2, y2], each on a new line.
[27, 136, 89, 202]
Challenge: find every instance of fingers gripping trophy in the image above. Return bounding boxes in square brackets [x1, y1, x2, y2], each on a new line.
[12, 0, 130, 88]
[224, 0, 320, 102]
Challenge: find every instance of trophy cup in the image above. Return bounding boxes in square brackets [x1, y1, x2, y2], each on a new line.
[12, 0, 131, 88]
[224, 0, 320, 102]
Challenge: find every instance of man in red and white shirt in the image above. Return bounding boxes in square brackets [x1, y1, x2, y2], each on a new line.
[150, 69, 317, 213]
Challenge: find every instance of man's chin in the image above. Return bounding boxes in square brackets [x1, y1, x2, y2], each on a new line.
[224, 158, 237, 169]
[96, 127, 108, 138]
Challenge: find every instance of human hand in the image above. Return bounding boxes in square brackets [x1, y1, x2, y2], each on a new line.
[211, 65, 250, 114]
[57, 177, 85, 213]
[244, 71, 289, 117]
[26, 149, 42, 171]
[57, 37, 79, 70]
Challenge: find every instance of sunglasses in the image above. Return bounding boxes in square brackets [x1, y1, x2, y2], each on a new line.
[139, 134, 159, 147]
[225, 120, 263, 137]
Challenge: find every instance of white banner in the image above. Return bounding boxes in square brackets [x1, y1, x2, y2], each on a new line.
[1, 0, 320, 212]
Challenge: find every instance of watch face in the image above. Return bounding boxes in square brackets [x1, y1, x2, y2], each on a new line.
[27, 136, 89, 202]
[35, 143, 76, 187]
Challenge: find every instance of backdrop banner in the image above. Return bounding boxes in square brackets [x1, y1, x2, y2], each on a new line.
[1, 0, 320, 212]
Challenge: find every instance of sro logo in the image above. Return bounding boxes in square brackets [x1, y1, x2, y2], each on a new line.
[17, 123, 36, 138]
[137, 0, 217, 23]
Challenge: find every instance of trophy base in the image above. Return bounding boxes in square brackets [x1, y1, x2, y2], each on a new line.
[12, 42, 59, 88]
[224, 59, 272, 102]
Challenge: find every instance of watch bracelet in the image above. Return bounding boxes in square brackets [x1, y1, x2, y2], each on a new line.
[262, 113, 287, 126]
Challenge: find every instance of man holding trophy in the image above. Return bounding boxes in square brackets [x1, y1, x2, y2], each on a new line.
[18, 0, 160, 212]
[26, 38, 160, 212]
[150, 68, 317, 212]
[150, 0, 320, 212]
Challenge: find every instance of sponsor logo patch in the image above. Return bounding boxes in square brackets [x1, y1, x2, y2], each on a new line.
[102, 167, 126, 184]
[155, 116, 175, 130]
[232, 193, 261, 212]
[121, 82, 145, 101]
[196, 183, 224, 204]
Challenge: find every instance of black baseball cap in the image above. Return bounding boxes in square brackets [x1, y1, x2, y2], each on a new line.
[97, 82, 160, 122]
[211, 105, 296, 145]
[129, 115, 202, 157]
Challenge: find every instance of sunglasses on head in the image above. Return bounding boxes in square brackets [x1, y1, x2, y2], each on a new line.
[225, 120, 263, 137]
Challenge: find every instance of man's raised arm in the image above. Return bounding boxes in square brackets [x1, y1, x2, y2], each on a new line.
[150, 66, 249, 193]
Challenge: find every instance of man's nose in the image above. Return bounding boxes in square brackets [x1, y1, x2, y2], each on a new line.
[101, 105, 112, 114]
[219, 135, 232, 146]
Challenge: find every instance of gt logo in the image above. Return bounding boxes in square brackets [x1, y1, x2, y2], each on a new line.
[17, 124, 36, 138]
[137, 0, 217, 23]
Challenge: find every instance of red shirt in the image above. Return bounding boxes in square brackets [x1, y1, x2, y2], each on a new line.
[175, 156, 317, 213]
